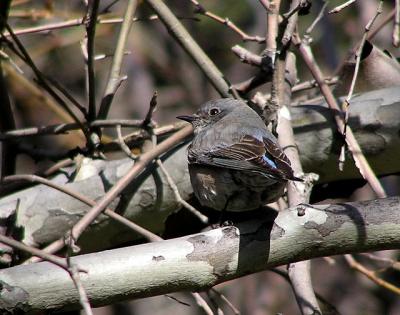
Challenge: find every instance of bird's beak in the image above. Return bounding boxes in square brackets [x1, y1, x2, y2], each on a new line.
[176, 114, 198, 123]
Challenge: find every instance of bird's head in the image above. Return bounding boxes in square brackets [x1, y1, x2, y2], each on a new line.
[177, 98, 242, 133]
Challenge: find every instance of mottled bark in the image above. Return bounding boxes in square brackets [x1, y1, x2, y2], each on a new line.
[0, 87, 399, 251]
[1, 197, 399, 314]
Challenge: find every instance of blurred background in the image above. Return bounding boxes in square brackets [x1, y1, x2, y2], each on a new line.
[3, 0, 400, 314]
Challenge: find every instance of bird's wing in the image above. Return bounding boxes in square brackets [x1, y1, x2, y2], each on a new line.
[189, 134, 298, 180]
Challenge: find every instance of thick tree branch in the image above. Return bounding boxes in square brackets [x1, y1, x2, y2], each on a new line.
[0, 87, 399, 252]
[1, 197, 400, 314]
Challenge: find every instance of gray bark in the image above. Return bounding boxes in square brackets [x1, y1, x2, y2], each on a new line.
[1, 196, 399, 314]
[0, 87, 399, 251]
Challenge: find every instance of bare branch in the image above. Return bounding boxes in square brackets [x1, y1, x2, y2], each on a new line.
[97, 0, 138, 119]
[329, 0, 356, 14]
[2, 197, 400, 313]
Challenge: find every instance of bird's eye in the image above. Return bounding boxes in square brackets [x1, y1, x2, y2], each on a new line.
[209, 108, 220, 116]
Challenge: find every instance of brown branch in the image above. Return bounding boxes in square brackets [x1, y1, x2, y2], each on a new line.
[3, 174, 162, 248]
[340, 1, 383, 170]
[189, 0, 265, 43]
[0, 234, 70, 270]
[3, 24, 88, 139]
[26, 125, 192, 260]
[329, 0, 356, 14]
[97, 0, 138, 119]
[293, 34, 387, 198]
[156, 159, 208, 224]
[394, 0, 400, 47]
[345, 254, 400, 296]
[265, 0, 281, 65]
[144, 0, 232, 97]
[84, 0, 100, 121]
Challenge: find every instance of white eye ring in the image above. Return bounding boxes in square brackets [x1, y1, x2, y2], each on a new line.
[209, 108, 220, 116]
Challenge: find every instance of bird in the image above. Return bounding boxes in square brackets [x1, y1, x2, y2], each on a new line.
[177, 98, 301, 212]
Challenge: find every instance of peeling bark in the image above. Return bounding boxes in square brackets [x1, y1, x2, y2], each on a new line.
[0, 87, 399, 252]
[1, 197, 399, 314]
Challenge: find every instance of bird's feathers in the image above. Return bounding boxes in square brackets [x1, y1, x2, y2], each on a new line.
[188, 134, 300, 181]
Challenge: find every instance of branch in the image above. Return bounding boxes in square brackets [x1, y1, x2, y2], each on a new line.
[1, 197, 400, 313]
[0, 87, 399, 251]
[97, 0, 138, 119]
[144, 0, 232, 97]
[84, 0, 100, 121]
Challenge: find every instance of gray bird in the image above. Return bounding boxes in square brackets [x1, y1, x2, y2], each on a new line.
[177, 98, 300, 212]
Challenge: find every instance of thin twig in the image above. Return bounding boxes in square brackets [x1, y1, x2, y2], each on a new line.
[97, 0, 138, 119]
[24, 126, 192, 260]
[265, 0, 281, 66]
[3, 23, 88, 138]
[142, 91, 158, 128]
[368, 8, 396, 40]
[231, 45, 262, 66]
[191, 292, 214, 315]
[345, 254, 400, 296]
[282, 0, 304, 46]
[292, 76, 338, 93]
[84, 0, 100, 121]
[340, 0, 383, 170]
[210, 288, 240, 315]
[156, 159, 208, 224]
[393, 0, 400, 47]
[65, 237, 93, 315]
[258, 0, 271, 11]
[5, 15, 199, 37]
[305, 1, 329, 37]
[329, 0, 356, 14]
[0, 234, 70, 270]
[116, 124, 138, 159]
[2, 174, 162, 252]
[293, 34, 387, 198]
[0, 119, 147, 140]
[275, 50, 321, 314]
[189, 0, 265, 43]
[144, 0, 231, 97]
[68, 264, 93, 315]
[0, 234, 93, 314]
